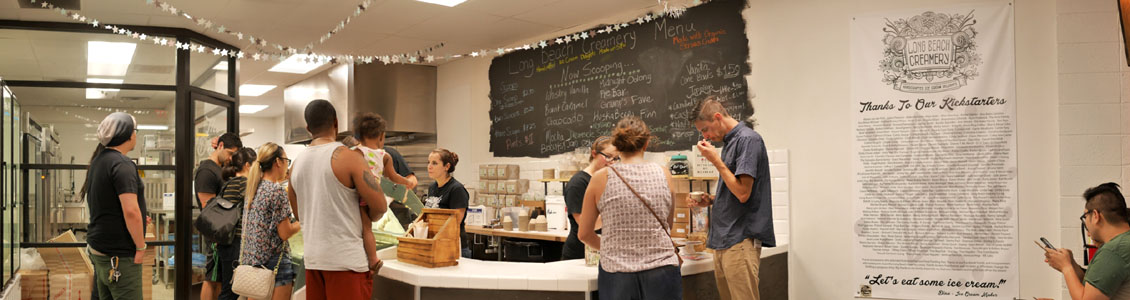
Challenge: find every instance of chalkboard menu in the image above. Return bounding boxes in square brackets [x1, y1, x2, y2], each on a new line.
[488, 0, 753, 158]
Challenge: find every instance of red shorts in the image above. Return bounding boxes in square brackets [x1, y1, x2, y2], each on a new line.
[304, 269, 372, 300]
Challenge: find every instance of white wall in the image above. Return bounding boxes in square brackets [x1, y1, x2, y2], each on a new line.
[238, 116, 282, 151]
[435, 0, 1069, 299]
[1055, 0, 1130, 298]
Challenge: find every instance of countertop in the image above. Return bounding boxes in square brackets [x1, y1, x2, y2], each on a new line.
[376, 243, 788, 292]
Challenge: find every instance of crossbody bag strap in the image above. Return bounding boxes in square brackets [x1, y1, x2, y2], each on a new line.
[607, 166, 683, 265]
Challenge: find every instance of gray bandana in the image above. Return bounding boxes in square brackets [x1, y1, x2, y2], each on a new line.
[97, 112, 136, 147]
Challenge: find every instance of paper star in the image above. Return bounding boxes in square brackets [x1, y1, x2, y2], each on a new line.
[92, 20, 99, 27]
[153, 38, 161, 44]
[79, 16, 86, 22]
[58, 9, 66, 16]
[522, 44, 531, 50]
[539, 40, 548, 48]
[40, 2, 47, 7]
[470, 51, 479, 57]
[425, 55, 435, 63]
[408, 56, 418, 63]
[621, 22, 629, 28]
[161, 39, 170, 46]
[237, 33, 243, 40]
[605, 26, 613, 33]
[203, 20, 213, 29]
[212, 48, 220, 55]
[580, 32, 589, 39]
[564, 35, 572, 43]
[131, 33, 140, 39]
[196, 45, 205, 53]
[644, 14, 652, 22]
[391, 56, 400, 63]
[572, 33, 580, 40]
[252, 53, 261, 61]
[496, 48, 505, 55]
[220, 49, 229, 56]
[146, 0, 155, 4]
[217, 26, 225, 33]
[71, 13, 80, 20]
[159, 2, 170, 11]
[236, 52, 244, 58]
[139, 34, 147, 40]
[381, 56, 391, 64]
[555, 38, 563, 44]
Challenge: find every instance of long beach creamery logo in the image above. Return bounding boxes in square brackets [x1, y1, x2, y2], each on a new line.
[879, 10, 981, 93]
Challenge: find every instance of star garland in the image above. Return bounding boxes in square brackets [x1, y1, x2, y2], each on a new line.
[30, 0, 705, 65]
[143, 0, 376, 55]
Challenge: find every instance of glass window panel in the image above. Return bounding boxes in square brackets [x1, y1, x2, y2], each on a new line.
[0, 29, 176, 86]
[189, 49, 230, 95]
[191, 98, 229, 284]
[4, 85, 13, 281]
[8, 86, 176, 166]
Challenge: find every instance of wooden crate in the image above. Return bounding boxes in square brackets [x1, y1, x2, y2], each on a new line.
[396, 208, 461, 268]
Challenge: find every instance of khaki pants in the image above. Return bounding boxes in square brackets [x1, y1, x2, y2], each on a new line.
[712, 238, 762, 300]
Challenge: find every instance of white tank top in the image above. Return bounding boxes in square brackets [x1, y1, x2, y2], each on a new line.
[291, 142, 367, 272]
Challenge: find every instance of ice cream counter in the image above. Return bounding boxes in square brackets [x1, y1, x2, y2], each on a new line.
[372, 243, 789, 300]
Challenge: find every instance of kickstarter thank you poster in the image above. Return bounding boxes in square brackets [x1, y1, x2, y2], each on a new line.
[850, 2, 1017, 299]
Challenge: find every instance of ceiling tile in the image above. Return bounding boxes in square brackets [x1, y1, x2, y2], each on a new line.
[457, 0, 560, 18]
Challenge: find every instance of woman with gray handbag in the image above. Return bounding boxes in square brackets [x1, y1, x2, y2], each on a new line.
[234, 143, 300, 300]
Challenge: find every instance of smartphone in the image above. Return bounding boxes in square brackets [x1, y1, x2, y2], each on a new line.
[1040, 237, 1056, 250]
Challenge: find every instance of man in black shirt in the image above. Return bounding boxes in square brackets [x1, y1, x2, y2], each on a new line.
[85, 112, 147, 300]
[384, 146, 418, 190]
[195, 132, 241, 300]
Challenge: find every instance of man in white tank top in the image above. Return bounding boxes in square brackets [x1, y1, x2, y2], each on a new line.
[287, 100, 387, 300]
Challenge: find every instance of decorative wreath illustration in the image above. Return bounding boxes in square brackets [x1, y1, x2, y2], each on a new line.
[879, 11, 981, 88]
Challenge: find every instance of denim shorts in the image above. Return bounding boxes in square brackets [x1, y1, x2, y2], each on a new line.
[257, 253, 296, 287]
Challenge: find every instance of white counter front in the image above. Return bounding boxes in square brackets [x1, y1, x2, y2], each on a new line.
[375, 243, 788, 293]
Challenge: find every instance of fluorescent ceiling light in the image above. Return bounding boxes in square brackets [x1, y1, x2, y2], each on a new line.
[137, 124, 169, 130]
[87, 41, 137, 76]
[268, 54, 325, 74]
[416, 0, 467, 7]
[239, 105, 268, 114]
[86, 78, 123, 99]
[239, 84, 276, 97]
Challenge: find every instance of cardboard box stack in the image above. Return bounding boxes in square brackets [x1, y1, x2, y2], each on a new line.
[477, 164, 529, 210]
[672, 192, 690, 238]
[18, 231, 94, 300]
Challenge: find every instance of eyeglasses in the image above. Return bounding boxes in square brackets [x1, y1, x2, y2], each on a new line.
[1080, 209, 1100, 266]
[598, 152, 620, 162]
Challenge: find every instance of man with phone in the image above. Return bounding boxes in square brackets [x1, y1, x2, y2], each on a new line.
[1043, 183, 1130, 300]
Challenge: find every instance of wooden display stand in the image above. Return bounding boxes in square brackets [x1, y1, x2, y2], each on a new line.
[396, 208, 461, 268]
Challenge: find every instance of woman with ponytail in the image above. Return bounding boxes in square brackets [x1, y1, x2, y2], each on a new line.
[424, 148, 471, 257]
[85, 112, 149, 299]
[239, 143, 300, 300]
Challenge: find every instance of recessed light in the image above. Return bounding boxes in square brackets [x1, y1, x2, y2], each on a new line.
[87, 41, 136, 76]
[137, 124, 169, 130]
[239, 105, 268, 114]
[86, 78, 123, 99]
[239, 84, 276, 97]
[416, 0, 467, 7]
[268, 54, 325, 74]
